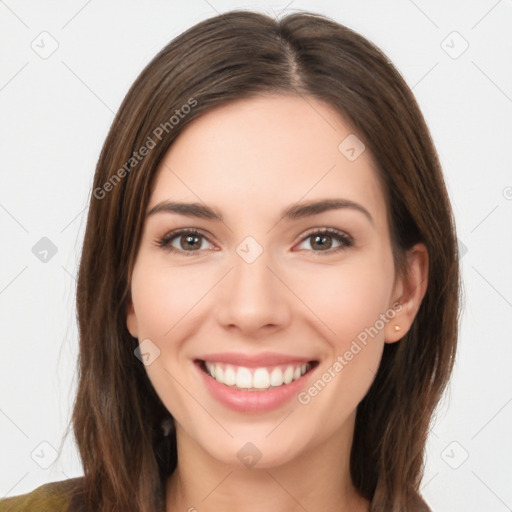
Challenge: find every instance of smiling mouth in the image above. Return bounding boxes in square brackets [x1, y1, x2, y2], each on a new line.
[196, 359, 319, 392]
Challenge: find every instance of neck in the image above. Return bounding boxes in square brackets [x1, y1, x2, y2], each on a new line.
[165, 413, 369, 512]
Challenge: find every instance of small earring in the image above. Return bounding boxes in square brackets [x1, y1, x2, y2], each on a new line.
[393, 325, 401, 332]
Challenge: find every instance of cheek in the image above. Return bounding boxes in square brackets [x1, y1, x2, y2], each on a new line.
[130, 258, 206, 419]
[291, 253, 394, 348]
[130, 257, 215, 337]
[292, 257, 394, 424]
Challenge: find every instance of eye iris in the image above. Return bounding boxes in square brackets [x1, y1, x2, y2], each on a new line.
[311, 234, 333, 250]
[181, 234, 201, 250]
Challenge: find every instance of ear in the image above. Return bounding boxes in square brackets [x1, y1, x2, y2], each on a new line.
[384, 243, 428, 343]
[126, 298, 139, 338]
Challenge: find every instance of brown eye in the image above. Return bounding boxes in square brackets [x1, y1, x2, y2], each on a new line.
[296, 229, 353, 253]
[310, 233, 334, 250]
[177, 233, 203, 250]
[156, 229, 215, 255]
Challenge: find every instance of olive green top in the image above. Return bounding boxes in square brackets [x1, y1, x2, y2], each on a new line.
[0, 478, 83, 512]
[1, 477, 432, 511]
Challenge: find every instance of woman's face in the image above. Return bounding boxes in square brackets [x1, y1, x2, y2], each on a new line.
[127, 94, 408, 468]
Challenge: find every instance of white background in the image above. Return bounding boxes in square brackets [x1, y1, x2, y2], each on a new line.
[1, 1, 511, 510]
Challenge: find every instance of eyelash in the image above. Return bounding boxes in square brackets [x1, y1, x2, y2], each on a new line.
[155, 227, 354, 256]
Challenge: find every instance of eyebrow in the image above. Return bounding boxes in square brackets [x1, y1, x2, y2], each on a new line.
[147, 198, 373, 224]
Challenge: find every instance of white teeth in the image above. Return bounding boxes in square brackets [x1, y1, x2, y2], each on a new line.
[283, 366, 294, 384]
[205, 361, 215, 377]
[215, 365, 224, 383]
[253, 368, 270, 389]
[235, 367, 252, 389]
[270, 367, 284, 386]
[224, 365, 236, 386]
[202, 361, 311, 390]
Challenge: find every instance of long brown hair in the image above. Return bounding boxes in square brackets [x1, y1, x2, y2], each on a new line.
[69, 10, 460, 512]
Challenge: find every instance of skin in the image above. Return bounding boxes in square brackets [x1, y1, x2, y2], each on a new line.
[126, 94, 428, 512]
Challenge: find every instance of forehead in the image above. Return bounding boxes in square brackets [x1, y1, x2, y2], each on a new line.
[150, 94, 387, 226]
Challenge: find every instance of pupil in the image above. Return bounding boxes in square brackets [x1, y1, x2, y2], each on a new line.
[183, 235, 200, 249]
[313, 235, 332, 250]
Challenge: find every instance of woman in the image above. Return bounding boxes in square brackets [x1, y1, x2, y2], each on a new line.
[0, 9, 459, 512]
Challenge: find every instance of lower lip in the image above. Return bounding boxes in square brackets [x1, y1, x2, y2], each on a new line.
[195, 361, 317, 413]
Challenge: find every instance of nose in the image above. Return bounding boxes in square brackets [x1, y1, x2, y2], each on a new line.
[215, 249, 292, 336]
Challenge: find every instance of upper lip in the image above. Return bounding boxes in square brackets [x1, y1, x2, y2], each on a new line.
[196, 351, 317, 368]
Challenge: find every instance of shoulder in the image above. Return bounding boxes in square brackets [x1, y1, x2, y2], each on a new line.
[0, 477, 85, 512]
